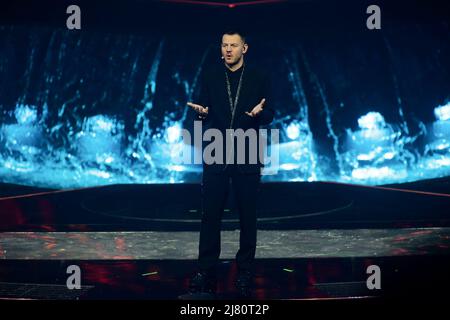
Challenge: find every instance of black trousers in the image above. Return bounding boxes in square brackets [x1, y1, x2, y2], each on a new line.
[198, 165, 261, 273]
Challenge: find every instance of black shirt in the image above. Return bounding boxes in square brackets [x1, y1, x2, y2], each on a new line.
[198, 63, 274, 130]
[195, 62, 274, 173]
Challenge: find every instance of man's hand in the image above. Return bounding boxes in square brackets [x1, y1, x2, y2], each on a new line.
[245, 98, 266, 117]
[187, 102, 208, 118]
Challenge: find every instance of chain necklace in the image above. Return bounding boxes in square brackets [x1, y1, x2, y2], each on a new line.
[225, 64, 245, 129]
[224, 64, 245, 168]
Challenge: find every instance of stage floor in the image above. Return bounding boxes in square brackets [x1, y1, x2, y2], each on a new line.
[1, 227, 449, 300]
[1, 227, 449, 260]
[1, 179, 449, 300]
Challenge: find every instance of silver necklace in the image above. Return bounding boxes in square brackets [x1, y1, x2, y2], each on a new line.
[225, 64, 245, 129]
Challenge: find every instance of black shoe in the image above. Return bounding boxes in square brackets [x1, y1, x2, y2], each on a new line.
[188, 271, 217, 295]
[236, 270, 253, 298]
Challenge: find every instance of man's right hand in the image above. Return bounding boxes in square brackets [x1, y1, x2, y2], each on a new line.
[187, 102, 208, 118]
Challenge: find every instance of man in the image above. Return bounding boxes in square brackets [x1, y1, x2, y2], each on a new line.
[187, 30, 274, 297]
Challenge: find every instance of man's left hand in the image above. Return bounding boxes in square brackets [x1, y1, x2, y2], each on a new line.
[245, 98, 266, 117]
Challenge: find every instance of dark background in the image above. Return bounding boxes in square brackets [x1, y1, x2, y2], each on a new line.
[0, 0, 449, 185]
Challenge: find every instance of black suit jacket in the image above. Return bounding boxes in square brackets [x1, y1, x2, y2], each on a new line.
[196, 63, 274, 174]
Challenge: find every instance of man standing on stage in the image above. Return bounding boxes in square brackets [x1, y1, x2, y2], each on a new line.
[187, 30, 274, 297]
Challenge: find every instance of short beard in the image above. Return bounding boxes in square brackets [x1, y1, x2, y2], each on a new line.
[225, 56, 242, 68]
